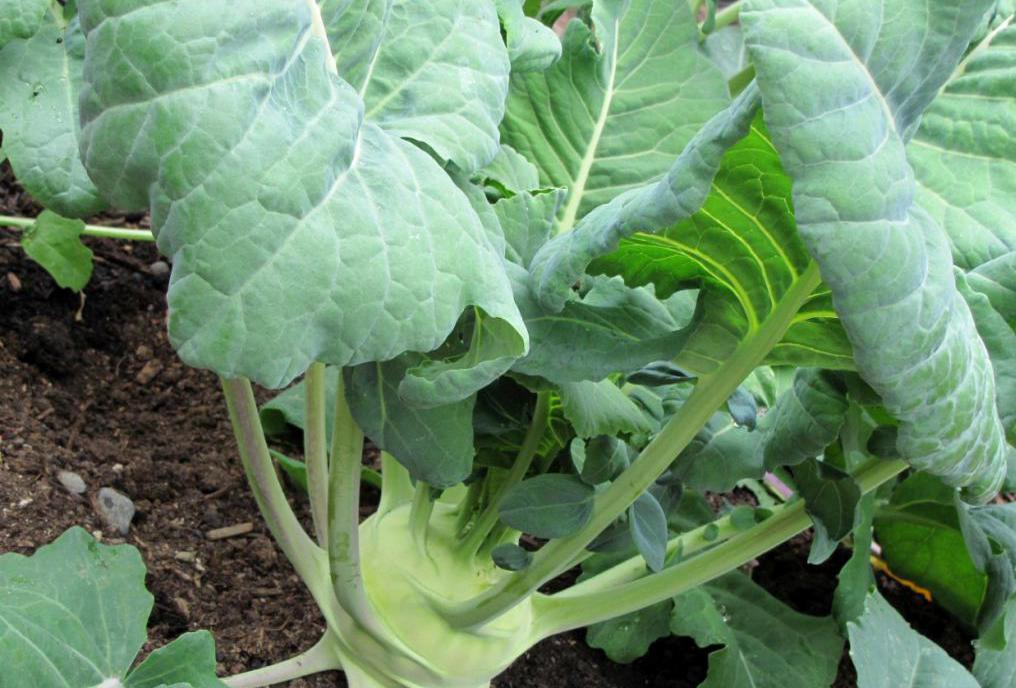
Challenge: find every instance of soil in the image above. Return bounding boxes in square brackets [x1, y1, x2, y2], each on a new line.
[0, 164, 974, 687]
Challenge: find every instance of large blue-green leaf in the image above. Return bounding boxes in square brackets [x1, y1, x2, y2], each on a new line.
[0, 0, 47, 47]
[670, 572, 843, 688]
[502, 0, 729, 233]
[318, 0, 510, 172]
[529, 85, 761, 309]
[742, 0, 1007, 503]
[0, 5, 106, 216]
[0, 527, 224, 688]
[849, 590, 978, 688]
[908, 15, 1016, 275]
[77, 0, 526, 391]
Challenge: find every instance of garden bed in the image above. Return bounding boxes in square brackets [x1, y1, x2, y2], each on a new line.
[0, 168, 973, 686]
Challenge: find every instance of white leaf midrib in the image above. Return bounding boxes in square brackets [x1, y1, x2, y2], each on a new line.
[557, 18, 621, 235]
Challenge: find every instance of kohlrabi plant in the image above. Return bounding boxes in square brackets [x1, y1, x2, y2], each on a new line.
[2, 0, 1015, 686]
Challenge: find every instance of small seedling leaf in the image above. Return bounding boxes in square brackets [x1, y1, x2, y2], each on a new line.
[629, 492, 668, 572]
[20, 211, 93, 292]
[491, 543, 533, 571]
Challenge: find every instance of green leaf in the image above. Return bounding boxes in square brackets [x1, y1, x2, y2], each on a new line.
[725, 386, 758, 430]
[793, 459, 861, 565]
[78, 0, 526, 391]
[511, 268, 698, 384]
[670, 572, 843, 688]
[848, 590, 979, 688]
[19, 210, 93, 291]
[558, 379, 652, 439]
[742, 0, 1008, 503]
[573, 435, 629, 485]
[319, 0, 510, 172]
[0, 527, 224, 688]
[477, 144, 542, 196]
[495, 0, 562, 73]
[581, 115, 854, 375]
[628, 492, 667, 572]
[502, 0, 729, 234]
[271, 450, 309, 493]
[529, 84, 760, 310]
[957, 271, 1016, 443]
[964, 501, 1016, 638]
[491, 543, 533, 571]
[344, 358, 476, 488]
[757, 369, 848, 470]
[673, 413, 762, 493]
[833, 493, 876, 628]
[0, 0, 48, 46]
[908, 17, 1016, 275]
[126, 632, 222, 688]
[586, 600, 672, 664]
[975, 596, 1016, 688]
[0, 8, 106, 216]
[260, 367, 342, 438]
[874, 474, 987, 627]
[494, 189, 563, 269]
[499, 473, 595, 539]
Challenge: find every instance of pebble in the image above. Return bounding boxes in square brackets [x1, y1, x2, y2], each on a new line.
[95, 487, 136, 535]
[57, 470, 87, 495]
[149, 260, 170, 277]
[6, 272, 22, 292]
[136, 359, 163, 384]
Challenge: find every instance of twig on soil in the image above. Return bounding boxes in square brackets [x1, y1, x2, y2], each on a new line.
[207, 522, 255, 540]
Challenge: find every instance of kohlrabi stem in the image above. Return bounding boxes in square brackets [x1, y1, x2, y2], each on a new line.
[461, 392, 550, 558]
[220, 378, 325, 590]
[558, 510, 745, 597]
[534, 458, 908, 635]
[304, 362, 330, 547]
[223, 631, 343, 688]
[0, 214, 155, 241]
[444, 263, 822, 629]
[378, 451, 414, 517]
[410, 481, 435, 556]
[327, 373, 378, 633]
[455, 479, 484, 537]
[711, 1, 740, 30]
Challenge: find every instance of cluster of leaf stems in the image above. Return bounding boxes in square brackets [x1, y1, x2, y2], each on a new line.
[217, 258, 907, 686]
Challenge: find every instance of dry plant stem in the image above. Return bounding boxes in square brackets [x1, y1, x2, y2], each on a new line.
[445, 262, 823, 629]
[327, 373, 381, 634]
[0, 214, 155, 241]
[304, 362, 330, 547]
[461, 391, 551, 558]
[220, 377, 324, 589]
[533, 458, 909, 636]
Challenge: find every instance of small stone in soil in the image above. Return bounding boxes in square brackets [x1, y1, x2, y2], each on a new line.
[149, 260, 170, 277]
[95, 487, 136, 535]
[6, 272, 21, 292]
[136, 359, 163, 384]
[57, 470, 87, 495]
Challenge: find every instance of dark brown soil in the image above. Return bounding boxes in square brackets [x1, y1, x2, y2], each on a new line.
[0, 165, 973, 687]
